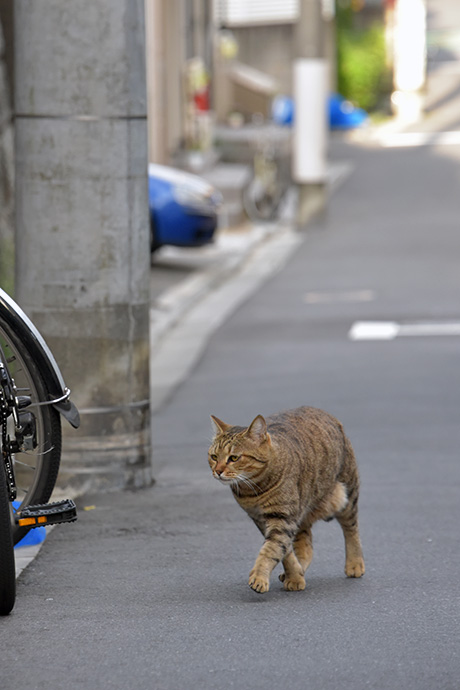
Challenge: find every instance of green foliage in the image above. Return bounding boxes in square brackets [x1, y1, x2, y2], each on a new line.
[336, 14, 389, 112]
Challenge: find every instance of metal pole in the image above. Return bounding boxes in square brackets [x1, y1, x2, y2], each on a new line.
[293, 0, 329, 228]
[14, 0, 152, 491]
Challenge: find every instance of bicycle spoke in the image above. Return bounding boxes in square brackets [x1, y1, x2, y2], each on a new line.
[13, 458, 36, 471]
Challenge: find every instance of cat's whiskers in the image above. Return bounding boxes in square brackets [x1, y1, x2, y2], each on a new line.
[237, 473, 261, 496]
[247, 477, 263, 495]
[230, 477, 240, 496]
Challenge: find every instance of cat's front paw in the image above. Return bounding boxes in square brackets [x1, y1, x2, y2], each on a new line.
[249, 570, 270, 593]
[345, 558, 365, 578]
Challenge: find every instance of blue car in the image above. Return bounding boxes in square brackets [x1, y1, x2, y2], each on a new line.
[148, 164, 223, 252]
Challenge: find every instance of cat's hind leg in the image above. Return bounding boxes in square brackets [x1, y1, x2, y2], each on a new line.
[337, 482, 365, 578]
[279, 525, 313, 585]
[279, 551, 306, 591]
[293, 524, 314, 574]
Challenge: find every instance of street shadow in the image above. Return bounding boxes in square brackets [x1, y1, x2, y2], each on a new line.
[187, 571, 370, 608]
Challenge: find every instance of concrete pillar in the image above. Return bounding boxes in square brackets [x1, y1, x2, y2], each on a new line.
[14, 0, 152, 491]
[0, 15, 14, 295]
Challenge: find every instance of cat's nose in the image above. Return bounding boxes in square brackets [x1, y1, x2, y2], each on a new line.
[215, 467, 224, 476]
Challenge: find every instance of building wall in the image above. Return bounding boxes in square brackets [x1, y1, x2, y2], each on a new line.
[145, 0, 186, 163]
[231, 24, 296, 94]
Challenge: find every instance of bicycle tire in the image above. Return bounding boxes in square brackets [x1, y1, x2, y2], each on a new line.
[0, 460, 16, 615]
[0, 319, 62, 545]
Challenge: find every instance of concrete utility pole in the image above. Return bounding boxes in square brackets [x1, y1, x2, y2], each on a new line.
[293, 0, 328, 228]
[14, 0, 152, 491]
[0, 13, 14, 295]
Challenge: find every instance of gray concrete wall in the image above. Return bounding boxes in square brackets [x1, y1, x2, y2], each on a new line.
[15, 0, 152, 491]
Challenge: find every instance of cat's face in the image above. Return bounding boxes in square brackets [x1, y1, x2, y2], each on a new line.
[208, 415, 272, 490]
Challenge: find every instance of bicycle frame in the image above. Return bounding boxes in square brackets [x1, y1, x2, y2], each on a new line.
[0, 288, 79, 429]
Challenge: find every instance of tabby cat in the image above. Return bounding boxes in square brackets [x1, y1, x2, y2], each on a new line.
[208, 406, 365, 593]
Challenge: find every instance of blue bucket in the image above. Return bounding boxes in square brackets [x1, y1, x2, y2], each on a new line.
[12, 500, 47, 549]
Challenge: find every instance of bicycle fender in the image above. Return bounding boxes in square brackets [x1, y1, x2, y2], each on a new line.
[0, 289, 80, 428]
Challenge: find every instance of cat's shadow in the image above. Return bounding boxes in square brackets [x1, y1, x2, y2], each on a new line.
[200, 573, 367, 606]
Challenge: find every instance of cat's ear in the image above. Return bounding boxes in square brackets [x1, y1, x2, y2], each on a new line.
[210, 415, 231, 435]
[246, 415, 269, 444]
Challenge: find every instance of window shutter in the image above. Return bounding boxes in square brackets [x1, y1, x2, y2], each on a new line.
[216, 0, 300, 26]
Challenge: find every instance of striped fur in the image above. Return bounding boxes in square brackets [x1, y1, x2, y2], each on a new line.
[208, 406, 365, 593]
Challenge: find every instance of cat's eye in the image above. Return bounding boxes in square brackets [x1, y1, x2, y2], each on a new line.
[227, 455, 239, 463]
[210, 454, 218, 462]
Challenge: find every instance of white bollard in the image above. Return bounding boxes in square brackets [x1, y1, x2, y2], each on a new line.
[292, 58, 329, 184]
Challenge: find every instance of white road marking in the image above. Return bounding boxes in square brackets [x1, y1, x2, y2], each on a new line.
[349, 322, 400, 340]
[349, 320, 460, 341]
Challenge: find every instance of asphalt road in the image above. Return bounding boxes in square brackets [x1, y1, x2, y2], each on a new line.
[3, 131, 460, 689]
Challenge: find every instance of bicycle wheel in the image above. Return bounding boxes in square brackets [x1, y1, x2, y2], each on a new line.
[0, 460, 15, 615]
[0, 320, 62, 545]
[242, 176, 281, 223]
